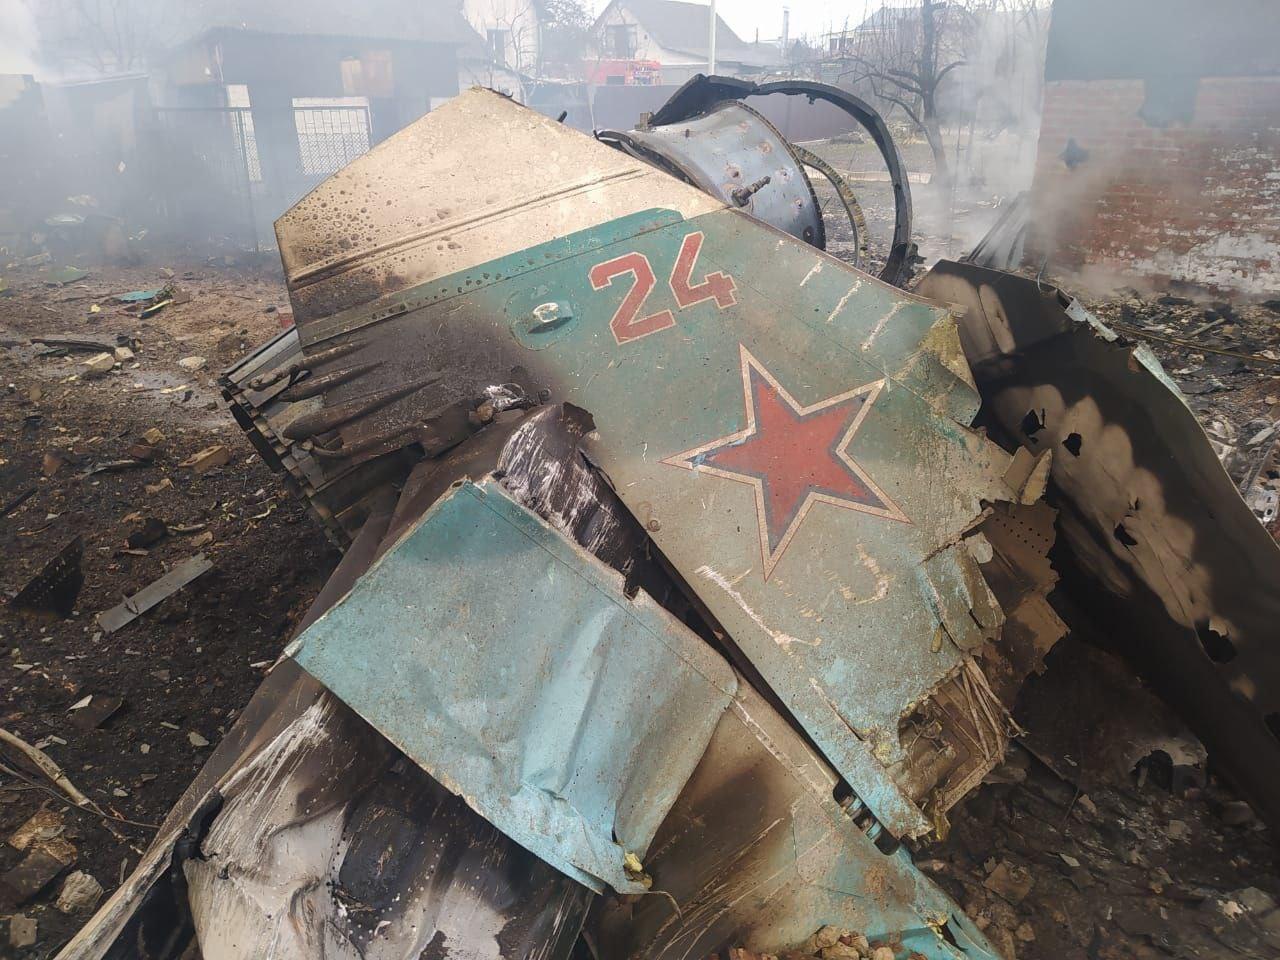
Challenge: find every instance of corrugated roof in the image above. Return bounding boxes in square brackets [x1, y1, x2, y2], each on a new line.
[606, 0, 782, 65]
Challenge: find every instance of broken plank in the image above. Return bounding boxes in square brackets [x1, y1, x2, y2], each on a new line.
[30, 334, 120, 353]
[97, 554, 212, 633]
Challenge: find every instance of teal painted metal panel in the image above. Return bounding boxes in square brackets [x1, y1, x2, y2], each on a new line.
[290, 204, 1024, 839]
[286, 480, 738, 894]
[466, 210, 1016, 837]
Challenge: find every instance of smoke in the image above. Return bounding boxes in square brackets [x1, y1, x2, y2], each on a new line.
[0, 0, 39, 75]
[901, 3, 1053, 255]
[944, 4, 1051, 199]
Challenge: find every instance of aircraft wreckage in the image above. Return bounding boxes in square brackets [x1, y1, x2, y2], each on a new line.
[57, 77, 1280, 960]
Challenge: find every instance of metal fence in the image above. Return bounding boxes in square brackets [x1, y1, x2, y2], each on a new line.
[147, 103, 372, 251]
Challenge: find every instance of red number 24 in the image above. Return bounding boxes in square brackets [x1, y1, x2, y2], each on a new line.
[588, 231, 737, 345]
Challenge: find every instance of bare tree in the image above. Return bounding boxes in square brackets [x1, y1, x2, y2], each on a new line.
[33, 0, 166, 76]
[537, 0, 593, 77]
[834, 0, 973, 191]
[479, 0, 539, 100]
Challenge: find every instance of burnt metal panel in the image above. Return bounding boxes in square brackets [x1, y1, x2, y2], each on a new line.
[601, 100, 825, 247]
[644, 76, 917, 285]
[274, 88, 724, 327]
[918, 259, 1280, 832]
[588, 681, 1001, 960]
[287, 480, 739, 893]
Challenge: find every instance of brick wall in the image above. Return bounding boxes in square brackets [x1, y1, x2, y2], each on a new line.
[1028, 75, 1280, 297]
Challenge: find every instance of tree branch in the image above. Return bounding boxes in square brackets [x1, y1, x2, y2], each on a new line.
[876, 88, 922, 127]
[935, 59, 967, 84]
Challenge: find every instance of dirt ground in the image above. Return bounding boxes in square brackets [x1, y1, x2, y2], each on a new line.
[0, 258, 338, 955]
[1, 240, 1278, 959]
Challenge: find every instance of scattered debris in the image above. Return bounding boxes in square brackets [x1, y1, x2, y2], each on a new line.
[126, 441, 156, 461]
[115, 288, 162, 303]
[139, 297, 173, 319]
[0, 486, 37, 519]
[96, 553, 213, 633]
[0, 727, 97, 810]
[1, 850, 70, 904]
[84, 458, 150, 476]
[68, 694, 124, 731]
[43, 266, 88, 286]
[179, 444, 230, 474]
[187, 731, 209, 748]
[54, 871, 104, 914]
[79, 352, 116, 378]
[125, 516, 168, 549]
[984, 860, 1035, 904]
[41, 451, 68, 476]
[726, 926, 885, 960]
[8, 914, 37, 949]
[7, 810, 76, 864]
[9, 537, 84, 618]
[177, 355, 207, 372]
[30, 334, 119, 353]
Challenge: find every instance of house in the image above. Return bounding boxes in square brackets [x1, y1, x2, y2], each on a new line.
[155, 1, 474, 132]
[143, 0, 475, 246]
[1026, 0, 1280, 296]
[587, 0, 782, 86]
[822, 5, 968, 61]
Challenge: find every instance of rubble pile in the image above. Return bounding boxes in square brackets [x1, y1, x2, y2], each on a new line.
[1089, 294, 1280, 533]
[717, 926, 898, 960]
[932, 740, 1280, 958]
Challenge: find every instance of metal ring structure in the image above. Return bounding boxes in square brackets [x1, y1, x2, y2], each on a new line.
[598, 98, 827, 249]
[792, 144, 871, 272]
[647, 75, 917, 287]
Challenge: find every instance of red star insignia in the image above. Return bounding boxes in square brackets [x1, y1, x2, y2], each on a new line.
[664, 345, 909, 579]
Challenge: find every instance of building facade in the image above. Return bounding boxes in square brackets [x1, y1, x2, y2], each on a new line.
[1028, 0, 1280, 296]
[588, 0, 781, 86]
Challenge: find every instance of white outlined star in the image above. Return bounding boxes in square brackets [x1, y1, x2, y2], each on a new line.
[663, 344, 910, 579]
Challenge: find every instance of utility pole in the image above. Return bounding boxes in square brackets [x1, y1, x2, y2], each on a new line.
[708, 0, 717, 74]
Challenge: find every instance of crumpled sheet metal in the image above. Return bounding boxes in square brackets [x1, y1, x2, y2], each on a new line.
[219, 325, 419, 544]
[918, 260, 1280, 831]
[53, 458, 594, 960]
[270, 89, 1044, 840]
[183, 695, 587, 960]
[588, 681, 1000, 960]
[287, 479, 739, 893]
